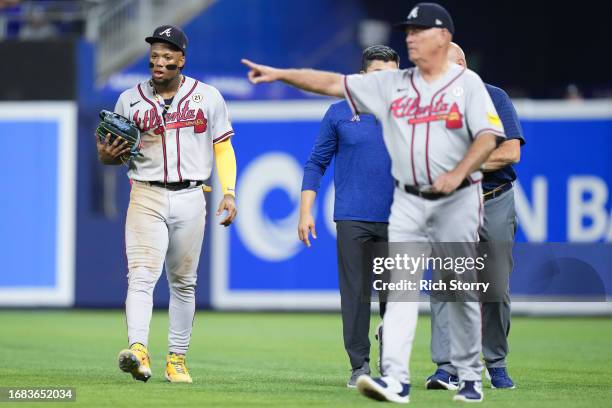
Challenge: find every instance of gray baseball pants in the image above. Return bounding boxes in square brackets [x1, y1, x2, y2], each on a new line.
[383, 184, 483, 384]
[124, 181, 206, 354]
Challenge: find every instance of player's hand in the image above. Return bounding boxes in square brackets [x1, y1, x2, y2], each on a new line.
[432, 170, 464, 194]
[216, 194, 237, 227]
[96, 132, 130, 164]
[241, 59, 281, 84]
[298, 212, 317, 248]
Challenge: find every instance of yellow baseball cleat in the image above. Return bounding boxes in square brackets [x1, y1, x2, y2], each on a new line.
[165, 353, 193, 383]
[117, 343, 152, 382]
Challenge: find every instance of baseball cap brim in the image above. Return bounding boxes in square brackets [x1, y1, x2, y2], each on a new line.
[145, 36, 183, 50]
[393, 21, 439, 31]
[145, 38, 185, 54]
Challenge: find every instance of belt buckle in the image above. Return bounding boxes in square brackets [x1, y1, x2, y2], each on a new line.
[484, 183, 508, 201]
[186, 180, 201, 189]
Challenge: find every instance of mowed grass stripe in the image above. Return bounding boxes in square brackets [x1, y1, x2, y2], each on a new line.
[0, 311, 610, 407]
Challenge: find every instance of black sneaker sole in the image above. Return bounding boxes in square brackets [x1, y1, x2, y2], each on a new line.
[118, 351, 150, 382]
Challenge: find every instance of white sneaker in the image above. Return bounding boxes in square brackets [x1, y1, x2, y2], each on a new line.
[453, 380, 484, 402]
[357, 375, 410, 404]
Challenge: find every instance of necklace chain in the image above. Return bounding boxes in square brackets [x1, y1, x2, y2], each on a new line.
[150, 75, 185, 113]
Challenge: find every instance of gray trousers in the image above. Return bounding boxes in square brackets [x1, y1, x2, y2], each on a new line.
[431, 188, 516, 372]
[125, 182, 206, 355]
[336, 220, 388, 370]
[386, 185, 483, 383]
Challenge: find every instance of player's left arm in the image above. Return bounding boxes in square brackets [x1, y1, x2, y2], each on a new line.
[481, 90, 525, 171]
[214, 138, 237, 227]
[433, 133, 497, 193]
[211, 89, 237, 227]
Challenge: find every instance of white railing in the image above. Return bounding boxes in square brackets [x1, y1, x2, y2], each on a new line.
[86, 0, 215, 85]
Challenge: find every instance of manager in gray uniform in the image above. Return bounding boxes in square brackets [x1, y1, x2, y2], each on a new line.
[426, 43, 524, 391]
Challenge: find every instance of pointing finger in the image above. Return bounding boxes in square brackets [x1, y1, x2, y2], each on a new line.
[241, 58, 256, 69]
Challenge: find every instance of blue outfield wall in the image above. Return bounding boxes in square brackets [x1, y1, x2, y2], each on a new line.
[1, 121, 58, 287]
[515, 118, 612, 243]
[0, 102, 76, 307]
[73, 99, 612, 309]
[208, 103, 612, 310]
[1, 100, 610, 309]
[0, 121, 59, 287]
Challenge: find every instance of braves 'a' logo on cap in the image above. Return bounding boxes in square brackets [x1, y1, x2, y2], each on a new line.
[158, 28, 172, 37]
[408, 6, 419, 19]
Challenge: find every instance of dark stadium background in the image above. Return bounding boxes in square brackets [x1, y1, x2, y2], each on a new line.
[2, 0, 611, 100]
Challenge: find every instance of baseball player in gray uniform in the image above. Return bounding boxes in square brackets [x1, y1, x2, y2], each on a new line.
[96, 25, 238, 383]
[242, 3, 504, 403]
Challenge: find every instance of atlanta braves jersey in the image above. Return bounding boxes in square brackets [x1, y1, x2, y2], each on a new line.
[343, 64, 505, 188]
[114, 75, 234, 182]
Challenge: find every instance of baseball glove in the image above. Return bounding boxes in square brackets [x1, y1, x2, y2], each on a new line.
[96, 110, 142, 165]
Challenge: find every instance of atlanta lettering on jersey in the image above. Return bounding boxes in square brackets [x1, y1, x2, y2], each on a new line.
[132, 100, 208, 135]
[390, 93, 463, 129]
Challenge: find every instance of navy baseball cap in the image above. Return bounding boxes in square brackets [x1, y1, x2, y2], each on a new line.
[145, 25, 188, 54]
[394, 3, 455, 35]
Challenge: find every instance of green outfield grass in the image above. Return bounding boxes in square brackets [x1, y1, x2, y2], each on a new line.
[0, 311, 610, 407]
